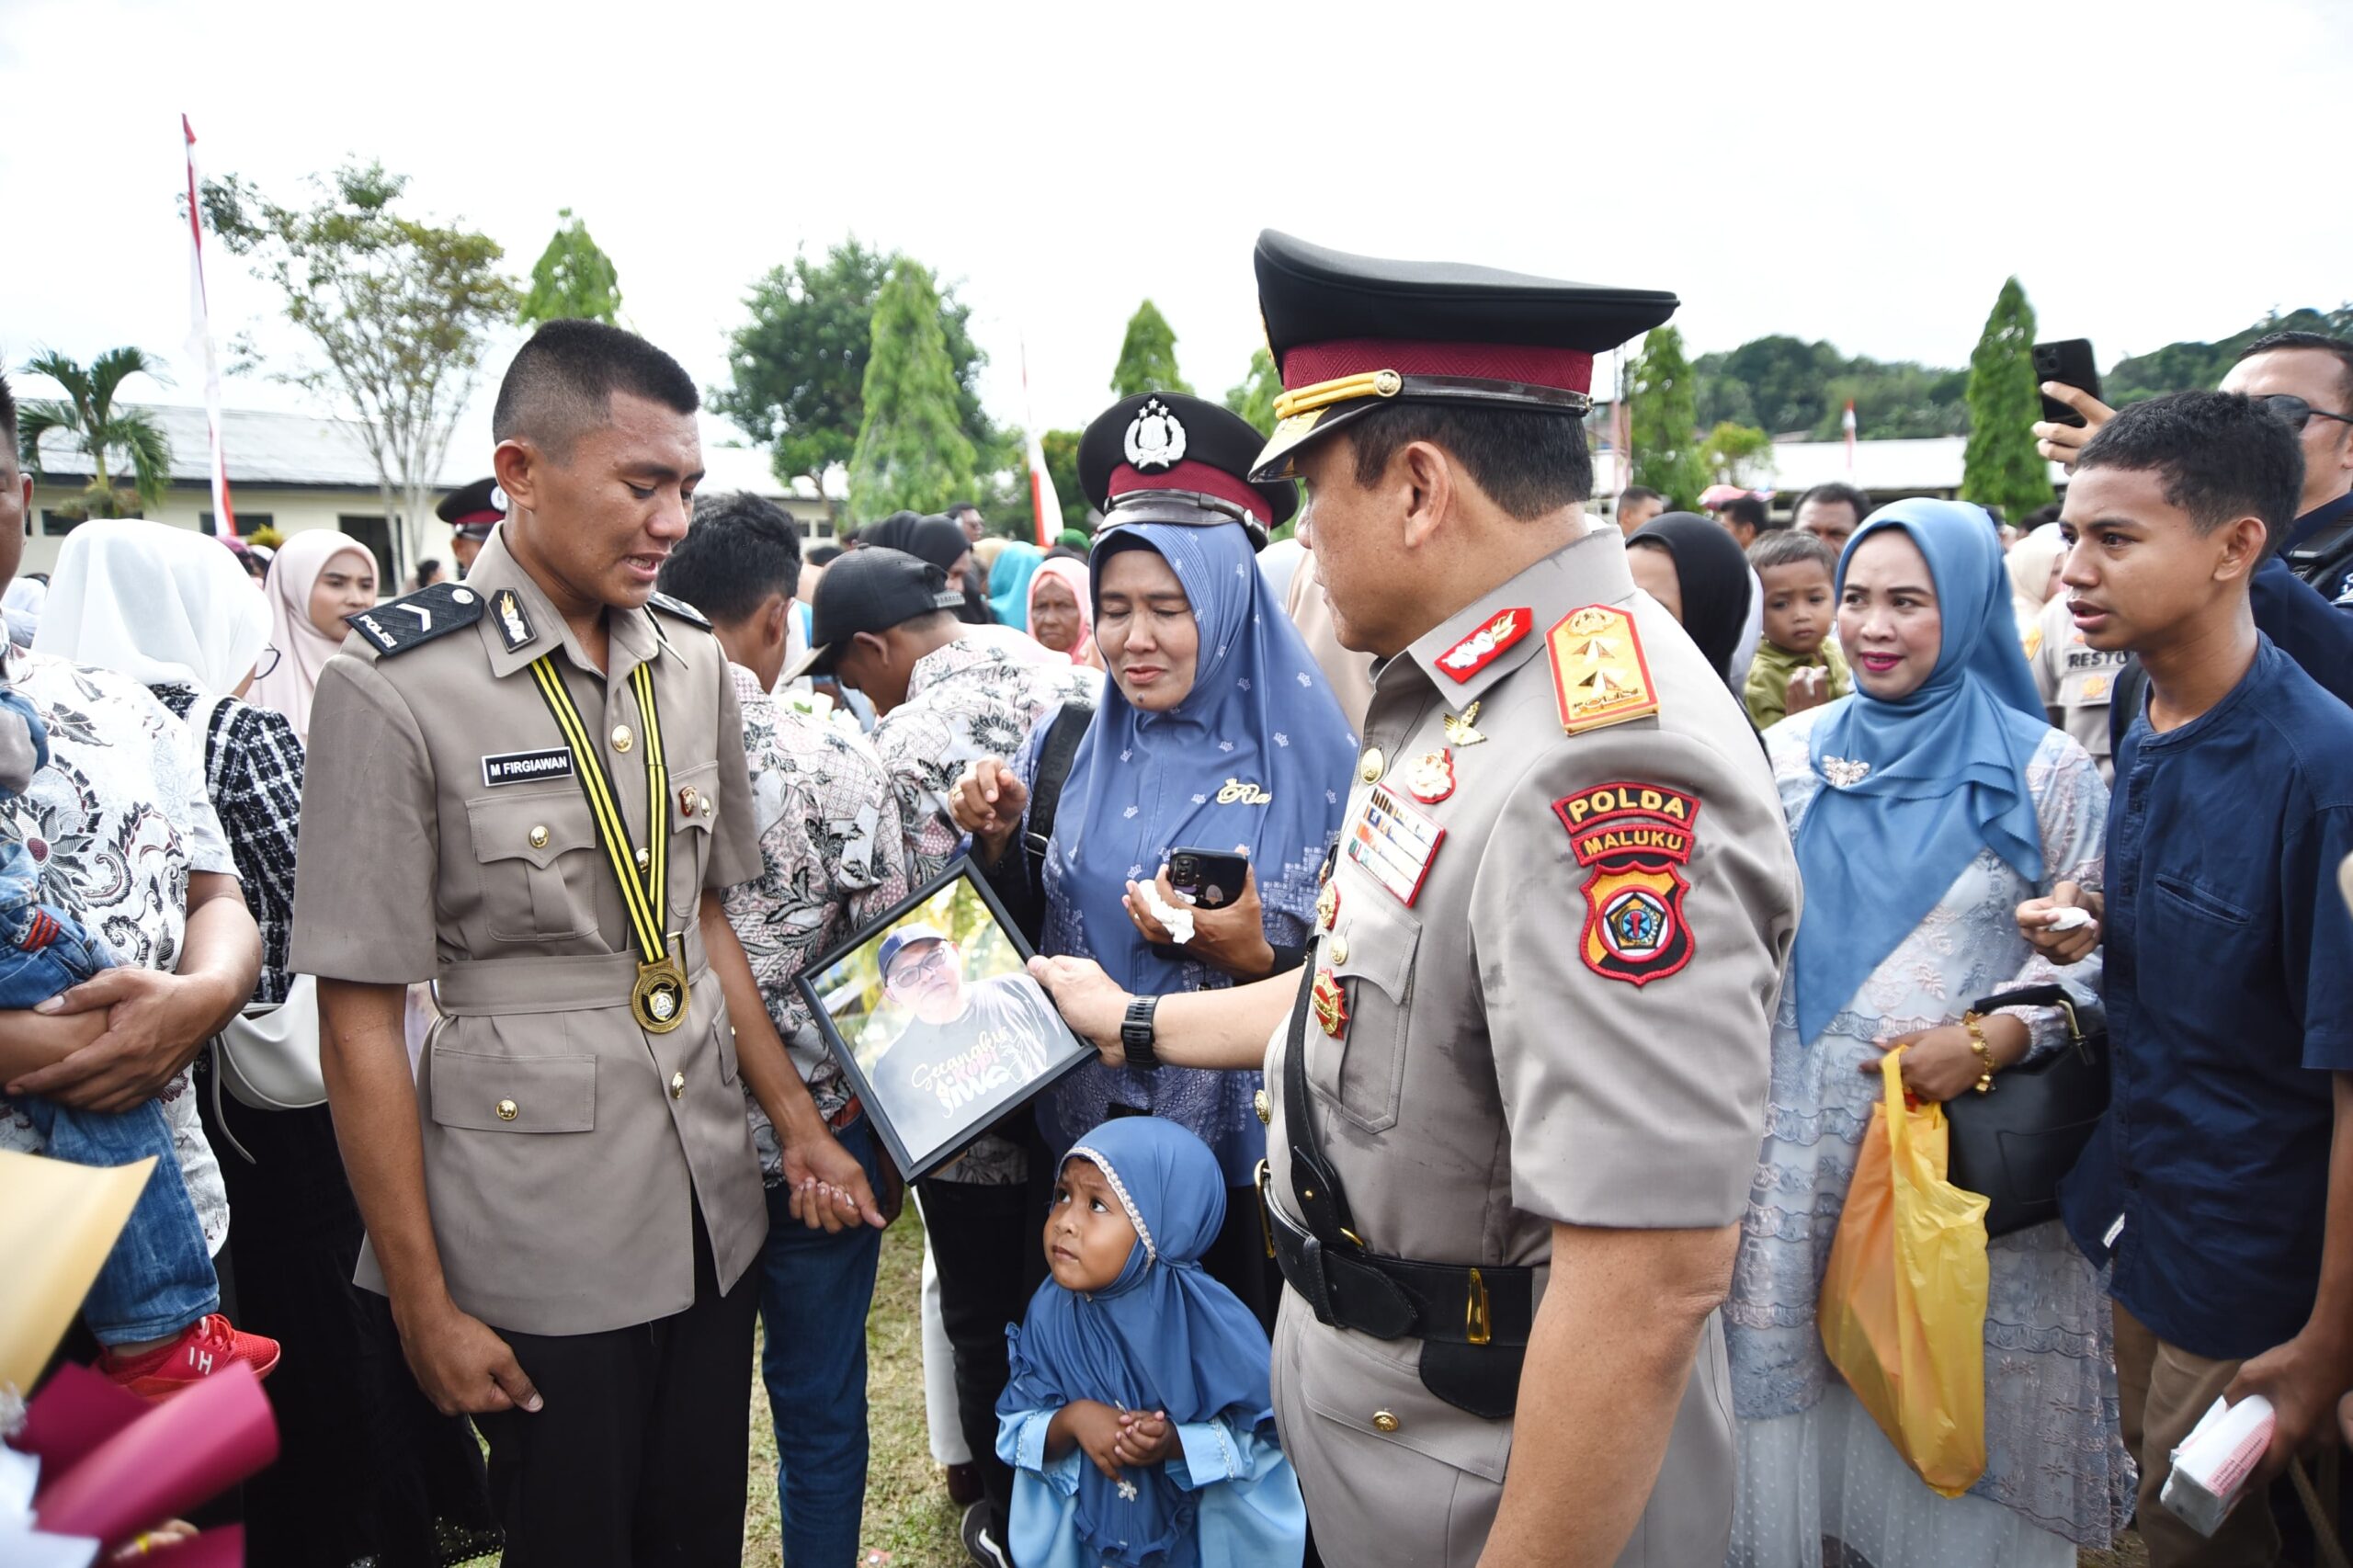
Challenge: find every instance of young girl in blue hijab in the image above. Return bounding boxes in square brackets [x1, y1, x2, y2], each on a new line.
[996, 1117, 1304, 1568]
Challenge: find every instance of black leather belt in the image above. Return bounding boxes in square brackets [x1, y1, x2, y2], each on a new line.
[1260, 1162, 1535, 1347]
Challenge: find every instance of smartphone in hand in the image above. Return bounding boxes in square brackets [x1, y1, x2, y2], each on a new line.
[1168, 848, 1251, 911]
[2033, 339, 2102, 426]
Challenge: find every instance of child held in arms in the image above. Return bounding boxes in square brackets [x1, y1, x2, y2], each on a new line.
[1745, 529, 1852, 729]
[996, 1117, 1303, 1567]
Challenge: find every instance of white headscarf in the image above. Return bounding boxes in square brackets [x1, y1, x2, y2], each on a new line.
[35, 520, 270, 695]
[4, 576, 46, 649]
[250, 529, 375, 741]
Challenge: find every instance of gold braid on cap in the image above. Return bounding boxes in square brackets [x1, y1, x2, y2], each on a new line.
[1271, 369, 1404, 421]
[1069, 1144, 1157, 1268]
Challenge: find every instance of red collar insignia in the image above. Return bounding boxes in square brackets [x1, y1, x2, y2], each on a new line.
[1434, 608, 1532, 683]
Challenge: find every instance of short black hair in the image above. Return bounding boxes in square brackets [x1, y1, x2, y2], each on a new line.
[2021, 502, 2063, 529]
[1748, 530, 1836, 574]
[661, 491, 804, 620]
[1346, 403, 1592, 519]
[1793, 482, 1870, 525]
[0, 369, 16, 477]
[945, 501, 981, 518]
[806, 543, 845, 567]
[2235, 330, 2353, 410]
[1719, 495, 1768, 532]
[1616, 485, 1663, 509]
[492, 319, 699, 459]
[2074, 390, 2303, 556]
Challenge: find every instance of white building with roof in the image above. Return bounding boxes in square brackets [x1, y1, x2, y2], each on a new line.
[1589, 435, 2068, 523]
[21, 403, 835, 583]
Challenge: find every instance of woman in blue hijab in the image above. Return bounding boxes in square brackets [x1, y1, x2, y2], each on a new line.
[954, 392, 1355, 1324]
[985, 539, 1046, 630]
[1724, 500, 2131, 1566]
[996, 1117, 1303, 1568]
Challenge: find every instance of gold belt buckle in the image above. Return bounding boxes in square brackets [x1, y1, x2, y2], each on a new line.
[631, 936, 688, 1034]
[1466, 1265, 1492, 1346]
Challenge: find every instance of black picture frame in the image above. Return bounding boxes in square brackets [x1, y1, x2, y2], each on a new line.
[794, 856, 1093, 1182]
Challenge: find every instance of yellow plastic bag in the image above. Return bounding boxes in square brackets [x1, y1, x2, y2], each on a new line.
[1816, 1048, 1992, 1497]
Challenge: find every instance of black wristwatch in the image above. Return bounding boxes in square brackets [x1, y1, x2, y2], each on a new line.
[1121, 995, 1161, 1072]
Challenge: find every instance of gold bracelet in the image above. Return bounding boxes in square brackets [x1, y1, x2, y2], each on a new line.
[1962, 1010, 1997, 1095]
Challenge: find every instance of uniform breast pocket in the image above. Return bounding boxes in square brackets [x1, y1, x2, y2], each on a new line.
[2153, 870, 2254, 927]
[666, 761, 719, 923]
[1315, 892, 1420, 1135]
[465, 790, 600, 942]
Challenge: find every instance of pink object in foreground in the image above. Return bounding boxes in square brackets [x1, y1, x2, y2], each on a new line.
[20, 1359, 278, 1552]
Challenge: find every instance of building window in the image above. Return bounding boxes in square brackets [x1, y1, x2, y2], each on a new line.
[40, 510, 137, 536]
[200, 512, 273, 537]
[336, 517, 395, 589]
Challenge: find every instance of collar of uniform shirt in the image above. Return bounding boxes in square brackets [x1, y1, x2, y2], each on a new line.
[467, 528, 662, 682]
[1400, 528, 1636, 703]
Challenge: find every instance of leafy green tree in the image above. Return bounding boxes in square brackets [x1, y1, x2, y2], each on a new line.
[202, 162, 517, 574]
[2105, 306, 2353, 405]
[1961, 277, 2053, 523]
[1699, 421, 1775, 487]
[1222, 347, 1281, 435]
[1039, 429, 1087, 532]
[847, 259, 978, 519]
[517, 208, 621, 326]
[713, 239, 1004, 521]
[1111, 301, 1191, 398]
[1694, 335, 1970, 441]
[1627, 325, 1708, 509]
[16, 347, 174, 517]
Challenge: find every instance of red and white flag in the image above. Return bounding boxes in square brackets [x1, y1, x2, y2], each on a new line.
[1842, 400, 1858, 475]
[182, 115, 235, 537]
[1021, 342, 1060, 548]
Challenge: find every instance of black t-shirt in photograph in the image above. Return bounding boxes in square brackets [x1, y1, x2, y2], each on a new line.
[866, 972, 1063, 1158]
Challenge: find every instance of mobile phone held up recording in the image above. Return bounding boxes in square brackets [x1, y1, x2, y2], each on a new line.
[1168, 848, 1251, 911]
[2034, 340, 2102, 426]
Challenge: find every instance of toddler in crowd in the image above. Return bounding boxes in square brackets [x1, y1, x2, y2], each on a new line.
[996, 1117, 1302, 1568]
[1743, 529, 1851, 728]
[0, 683, 277, 1399]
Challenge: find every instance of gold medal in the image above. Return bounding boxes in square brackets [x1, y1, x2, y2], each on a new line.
[631, 949, 689, 1034]
[1311, 967, 1349, 1038]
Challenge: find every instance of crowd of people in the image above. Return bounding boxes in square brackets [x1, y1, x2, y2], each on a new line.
[6, 229, 2353, 1568]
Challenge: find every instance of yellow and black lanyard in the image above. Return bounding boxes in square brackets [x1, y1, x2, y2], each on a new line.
[527, 655, 687, 1033]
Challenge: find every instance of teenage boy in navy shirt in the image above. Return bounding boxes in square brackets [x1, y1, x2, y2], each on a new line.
[2021, 391, 2353, 1566]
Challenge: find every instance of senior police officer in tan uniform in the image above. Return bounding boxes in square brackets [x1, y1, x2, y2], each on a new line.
[1030, 233, 1801, 1567]
[292, 321, 882, 1567]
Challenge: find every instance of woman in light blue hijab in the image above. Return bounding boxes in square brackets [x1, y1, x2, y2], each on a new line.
[1726, 500, 2130, 1566]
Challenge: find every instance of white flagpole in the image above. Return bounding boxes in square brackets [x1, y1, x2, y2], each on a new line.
[182, 115, 235, 537]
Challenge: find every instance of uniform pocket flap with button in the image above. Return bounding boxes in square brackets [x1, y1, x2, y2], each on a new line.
[431, 1050, 597, 1132]
[465, 791, 597, 870]
[1297, 1324, 1511, 1483]
[1331, 899, 1420, 1002]
[670, 761, 720, 838]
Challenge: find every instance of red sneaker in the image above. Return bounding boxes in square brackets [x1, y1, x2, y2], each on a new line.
[98, 1313, 280, 1401]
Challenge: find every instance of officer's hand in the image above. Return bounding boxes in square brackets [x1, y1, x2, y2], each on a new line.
[1027, 956, 1132, 1062]
[396, 1298, 542, 1417]
[2031, 383, 2114, 469]
[10, 968, 217, 1111]
[949, 759, 1028, 862]
[1113, 1409, 1176, 1468]
[1162, 867, 1277, 982]
[2224, 1329, 2353, 1486]
[782, 1131, 888, 1233]
[2018, 881, 2102, 964]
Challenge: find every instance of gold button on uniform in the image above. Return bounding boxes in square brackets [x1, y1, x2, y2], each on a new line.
[1254, 1089, 1271, 1125]
[528, 825, 550, 849]
[496, 1098, 518, 1121]
[1330, 932, 1350, 966]
[669, 1071, 686, 1101]
[1371, 1410, 1401, 1434]
[1358, 748, 1384, 785]
[611, 724, 633, 754]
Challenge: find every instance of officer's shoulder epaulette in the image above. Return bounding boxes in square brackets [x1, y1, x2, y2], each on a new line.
[343, 583, 487, 658]
[646, 591, 711, 630]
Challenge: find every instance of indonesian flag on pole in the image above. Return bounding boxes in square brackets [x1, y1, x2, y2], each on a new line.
[182, 115, 236, 537]
[1842, 400, 1859, 475]
[1021, 341, 1060, 548]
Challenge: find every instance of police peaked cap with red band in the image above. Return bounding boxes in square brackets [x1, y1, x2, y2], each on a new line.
[1078, 391, 1299, 543]
[436, 475, 506, 538]
[1248, 230, 1680, 482]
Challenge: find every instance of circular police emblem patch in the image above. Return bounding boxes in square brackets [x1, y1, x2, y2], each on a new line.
[1123, 398, 1188, 472]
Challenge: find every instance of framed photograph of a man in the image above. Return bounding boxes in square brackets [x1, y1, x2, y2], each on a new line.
[796, 858, 1092, 1180]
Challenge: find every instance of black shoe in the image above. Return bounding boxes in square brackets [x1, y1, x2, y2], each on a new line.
[961, 1502, 1011, 1568]
[945, 1460, 984, 1507]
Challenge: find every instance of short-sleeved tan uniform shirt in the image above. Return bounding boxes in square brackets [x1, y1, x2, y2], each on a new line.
[2031, 593, 2129, 786]
[290, 528, 767, 1336]
[1265, 528, 1802, 1567]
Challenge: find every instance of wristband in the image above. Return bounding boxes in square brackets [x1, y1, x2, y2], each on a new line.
[1121, 995, 1161, 1073]
[1962, 1010, 1997, 1095]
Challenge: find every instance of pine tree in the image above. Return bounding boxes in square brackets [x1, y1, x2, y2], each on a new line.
[847, 259, 978, 519]
[1222, 347, 1281, 434]
[517, 208, 622, 326]
[1627, 325, 1708, 509]
[1111, 300, 1192, 398]
[1961, 278, 2053, 523]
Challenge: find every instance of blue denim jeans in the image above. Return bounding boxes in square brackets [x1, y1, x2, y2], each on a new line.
[756, 1113, 885, 1567]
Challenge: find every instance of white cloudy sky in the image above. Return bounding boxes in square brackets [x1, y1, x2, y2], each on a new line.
[4, 0, 2347, 472]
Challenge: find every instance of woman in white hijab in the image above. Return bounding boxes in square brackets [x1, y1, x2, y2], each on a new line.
[2005, 522, 2069, 662]
[35, 518, 502, 1561]
[248, 529, 379, 741]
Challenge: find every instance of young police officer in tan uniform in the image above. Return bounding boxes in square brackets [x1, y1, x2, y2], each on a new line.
[1028, 233, 1801, 1567]
[292, 323, 881, 1567]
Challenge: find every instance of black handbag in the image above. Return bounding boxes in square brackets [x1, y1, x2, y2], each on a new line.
[1941, 983, 2109, 1239]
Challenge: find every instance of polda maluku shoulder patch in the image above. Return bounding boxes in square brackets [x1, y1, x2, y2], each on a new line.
[1552, 780, 1699, 986]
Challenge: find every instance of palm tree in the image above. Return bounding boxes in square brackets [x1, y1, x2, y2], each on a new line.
[17, 348, 174, 517]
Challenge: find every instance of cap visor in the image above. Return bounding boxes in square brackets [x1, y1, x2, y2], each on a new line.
[1249, 402, 1381, 483]
[779, 642, 835, 686]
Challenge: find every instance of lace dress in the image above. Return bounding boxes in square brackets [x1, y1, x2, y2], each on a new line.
[1725, 708, 2134, 1565]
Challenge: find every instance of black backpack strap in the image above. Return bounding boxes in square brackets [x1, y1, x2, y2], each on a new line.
[1021, 693, 1096, 864]
[2109, 658, 2148, 759]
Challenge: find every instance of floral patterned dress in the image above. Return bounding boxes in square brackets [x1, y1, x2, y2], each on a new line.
[1725, 706, 2133, 1564]
[0, 653, 237, 1252]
